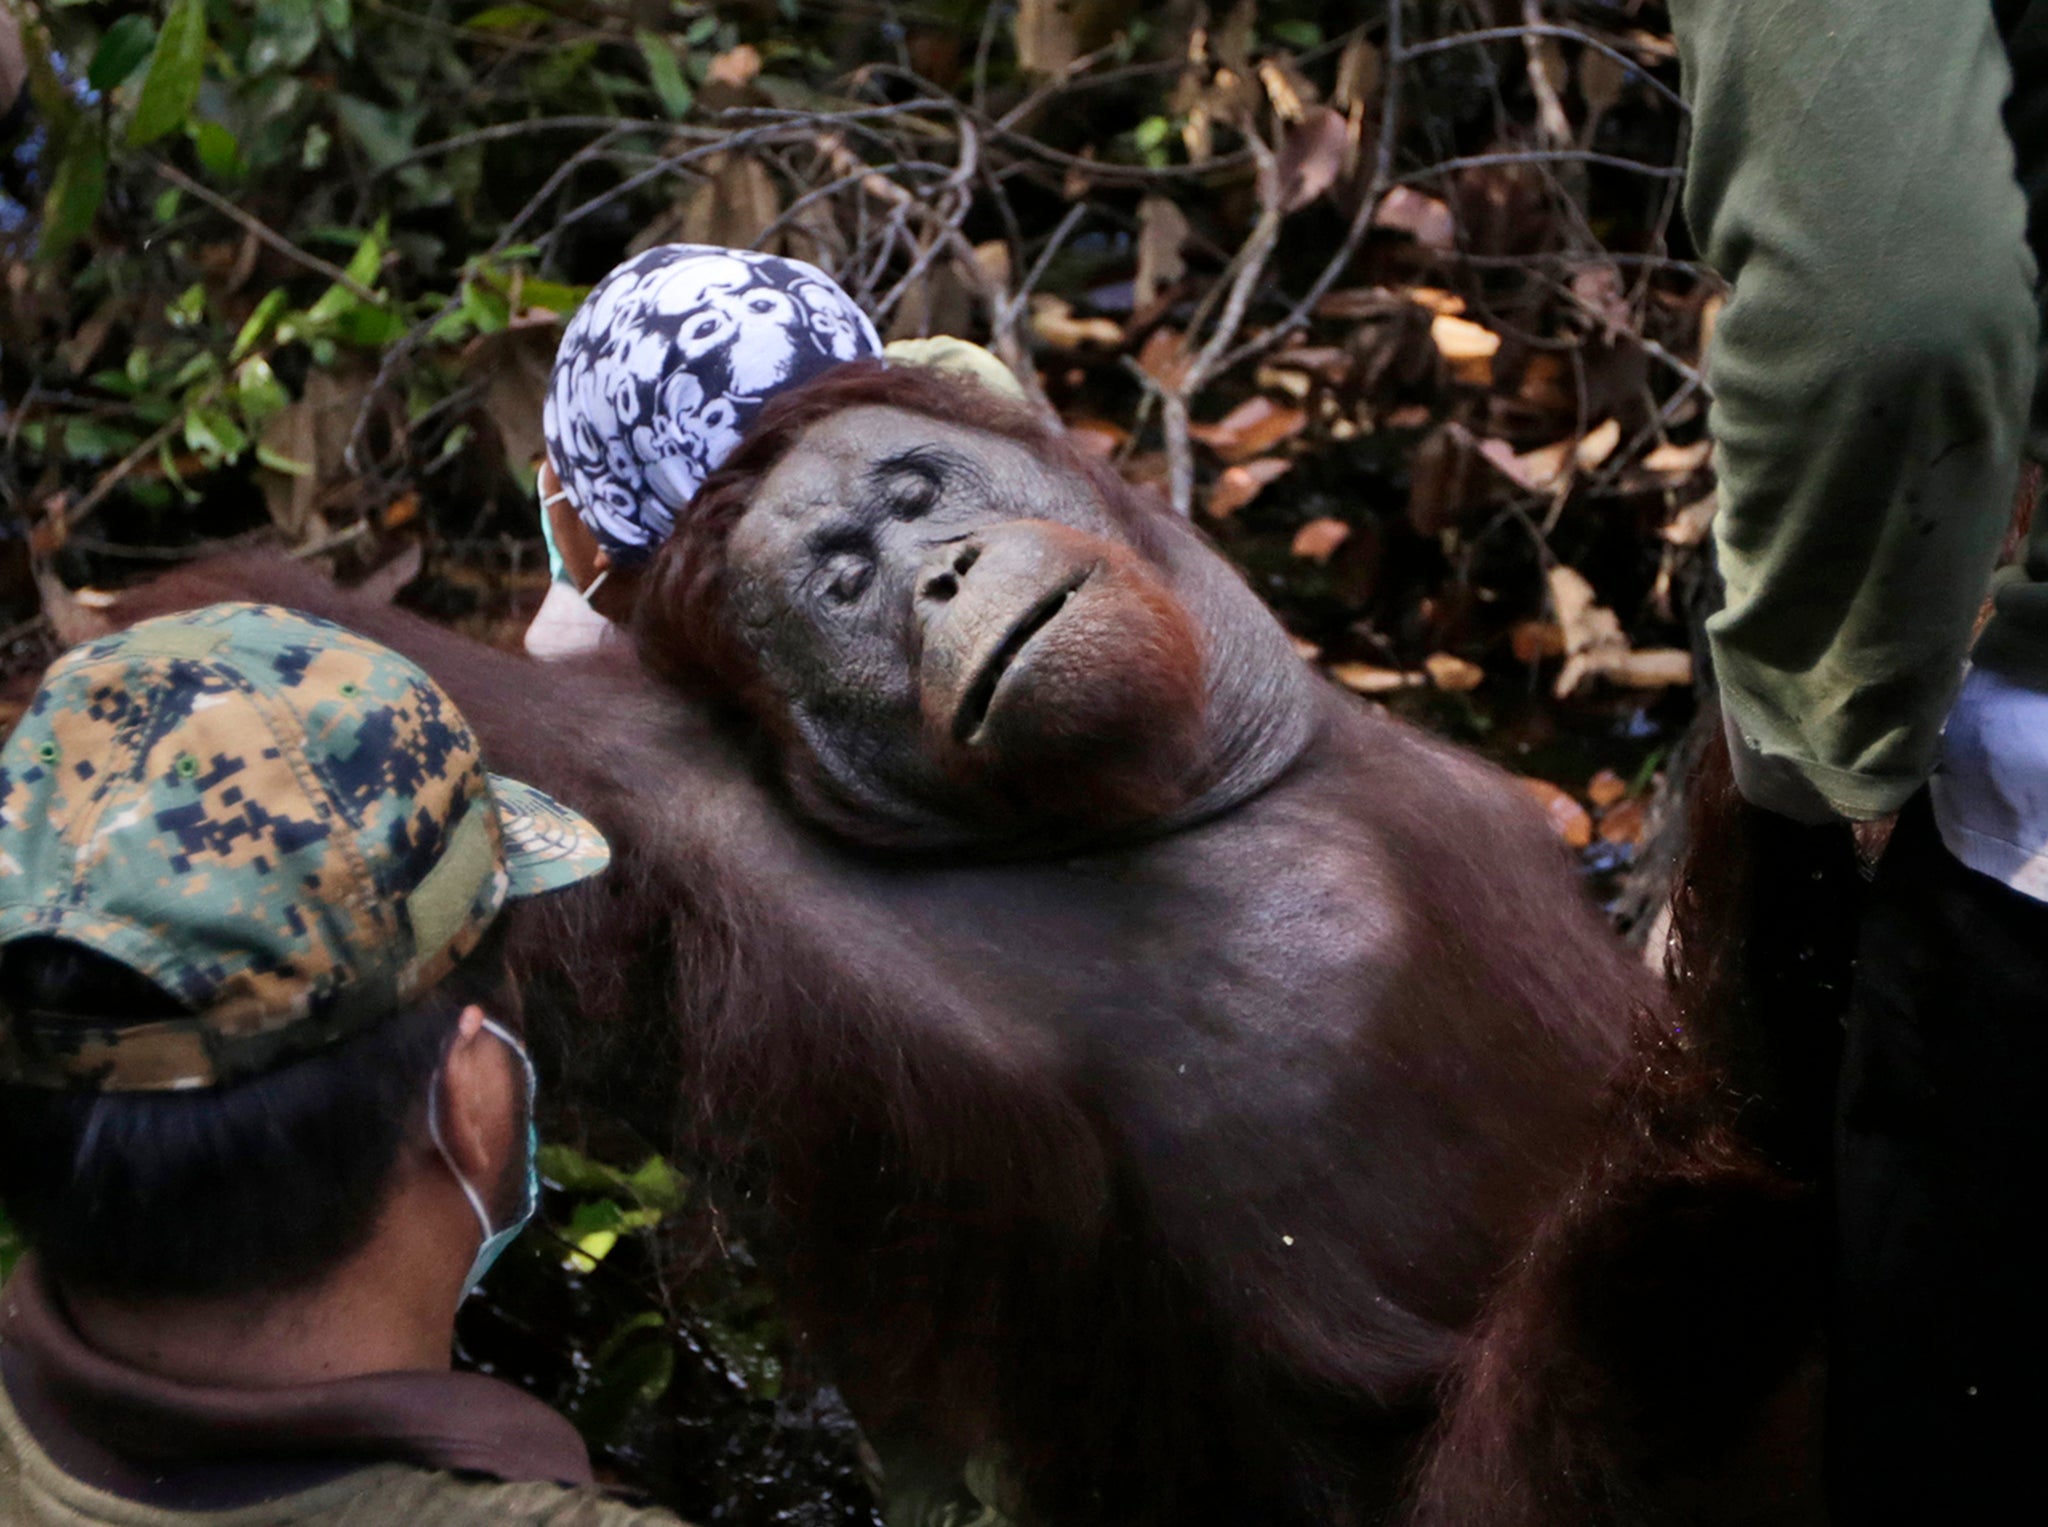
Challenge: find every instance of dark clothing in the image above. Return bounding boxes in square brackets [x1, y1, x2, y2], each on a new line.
[0, 1260, 682, 1525]
[1833, 798, 2048, 1522]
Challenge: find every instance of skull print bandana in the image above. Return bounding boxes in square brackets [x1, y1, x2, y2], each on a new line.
[542, 244, 883, 566]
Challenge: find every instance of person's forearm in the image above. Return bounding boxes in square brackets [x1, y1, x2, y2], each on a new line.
[1673, 0, 2039, 821]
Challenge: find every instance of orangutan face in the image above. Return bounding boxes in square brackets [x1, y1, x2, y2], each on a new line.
[719, 407, 1209, 844]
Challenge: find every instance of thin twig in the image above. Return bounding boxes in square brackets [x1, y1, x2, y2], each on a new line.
[1399, 149, 1683, 181]
[1401, 24, 1688, 113]
[60, 380, 222, 532]
[154, 164, 385, 305]
[1214, 0, 1408, 377]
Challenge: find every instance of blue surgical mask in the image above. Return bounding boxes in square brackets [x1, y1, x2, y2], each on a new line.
[428, 1017, 540, 1300]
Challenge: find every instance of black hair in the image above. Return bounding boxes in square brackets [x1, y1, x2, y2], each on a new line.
[0, 922, 515, 1301]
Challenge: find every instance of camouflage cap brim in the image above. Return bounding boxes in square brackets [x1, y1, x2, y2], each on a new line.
[489, 774, 610, 896]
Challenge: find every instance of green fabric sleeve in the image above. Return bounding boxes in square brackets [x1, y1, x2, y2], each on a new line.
[1672, 0, 2040, 822]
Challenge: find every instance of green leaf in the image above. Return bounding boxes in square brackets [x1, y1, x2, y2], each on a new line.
[88, 14, 158, 92]
[317, 0, 356, 57]
[335, 95, 424, 171]
[1268, 20, 1323, 51]
[236, 357, 290, 426]
[184, 403, 249, 464]
[574, 1315, 677, 1444]
[459, 278, 510, 336]
[559, 1199, 662, 1273]
[335, 303, 407, 347]
[37, 134, 107, 263]
[231, 288, 292, 360]
[190, 118, 245, 180]
[56, 417, 144, 464]
[466, 3, 552, 30]
[301, 221, 389, 327]
[128, 0, 209, 147]
[247, 0, 322, 75]
[159, 439, 201, 501]
[166, 283, 207, 329]
[635, 30, 694, 119]
[256, 441, 314, 476]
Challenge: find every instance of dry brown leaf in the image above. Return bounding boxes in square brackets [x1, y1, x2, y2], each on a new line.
[1599, 796, 1648, 847]
[1587, 769, 1628, 809]
[1642, 438, 1714, 478]
[34, 566, 113, 648]
[1330, 662, 1424, 695]
[1625, 28, 1679, 62]
[1517, 352, 1574, 413]
[1478, 436, 1570, 495]
[707, 44, 762, 89]
[1013, 0, 1079, 73]
[1424, 652, 1484, 692]
[1029, 295, 1123, 351]
[1662, 491, 1718, 546]
[1699, 291, 1725, 356]
[664, 152, 782, 252]
[1208, 457, 1292, 517]
[473, 323, 555, 479]
[1333, 35, 1380, 111]
[1511, 620, 1566, 663]
[1606, 649, 1694, 688]
[1290, 635, 1324, 662]
[1136, 326, 1192, 391]
[1135, 195, 1190, 311]
[1520, 777, 1593, 849]
[1575, 417, 1623, 473]
[1579, 48, 1628, 122]
[1066, 419, 1128, 459]
[1189, 396, 1309, 462]
[1406, 425, 1483, 534]
[1291, 517, 1352, 563]
[1256, 364, 1314, 402]
[257, 364, 377, 544]
[1314, 287, 1398, 320]
[971, 240, 1012, 289]
[380, 492, 420, 530]
[1550, 564, 1695, 696]
[1374, 187, 1456, 251]
[1430, 314, 1499, 385]
[1404, 286, 1467, 317]
[1277, 106, 1349, 211]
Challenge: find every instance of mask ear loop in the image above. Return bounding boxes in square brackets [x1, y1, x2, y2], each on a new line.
[425, 1018, 538, 1244]
[426, 1060, 494, 1245]
[539, 480, 612, 610]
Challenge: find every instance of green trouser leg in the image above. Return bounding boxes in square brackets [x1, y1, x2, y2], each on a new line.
[1673, 0, 2039, 823]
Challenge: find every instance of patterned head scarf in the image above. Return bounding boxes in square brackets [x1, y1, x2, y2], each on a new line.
[542, 244, 883, 566]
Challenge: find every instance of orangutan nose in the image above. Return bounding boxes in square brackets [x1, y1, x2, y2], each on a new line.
[917, 540, 983, 606]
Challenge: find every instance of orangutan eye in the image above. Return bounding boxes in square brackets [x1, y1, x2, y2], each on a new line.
[887, 472, 939, 520]
[820, 551, 874, 606]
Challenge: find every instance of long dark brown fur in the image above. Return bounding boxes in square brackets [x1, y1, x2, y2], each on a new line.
[1403, 721, 1856, 1527]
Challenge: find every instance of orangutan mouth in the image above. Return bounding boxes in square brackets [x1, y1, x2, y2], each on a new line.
[954, 567, 1095, 745]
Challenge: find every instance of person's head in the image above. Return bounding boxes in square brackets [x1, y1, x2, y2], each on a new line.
[531, 245, 885, 653]
[0, 603, 610, 1304]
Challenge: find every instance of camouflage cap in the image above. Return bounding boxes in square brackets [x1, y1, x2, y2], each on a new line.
[0, 602, 610, 1092]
